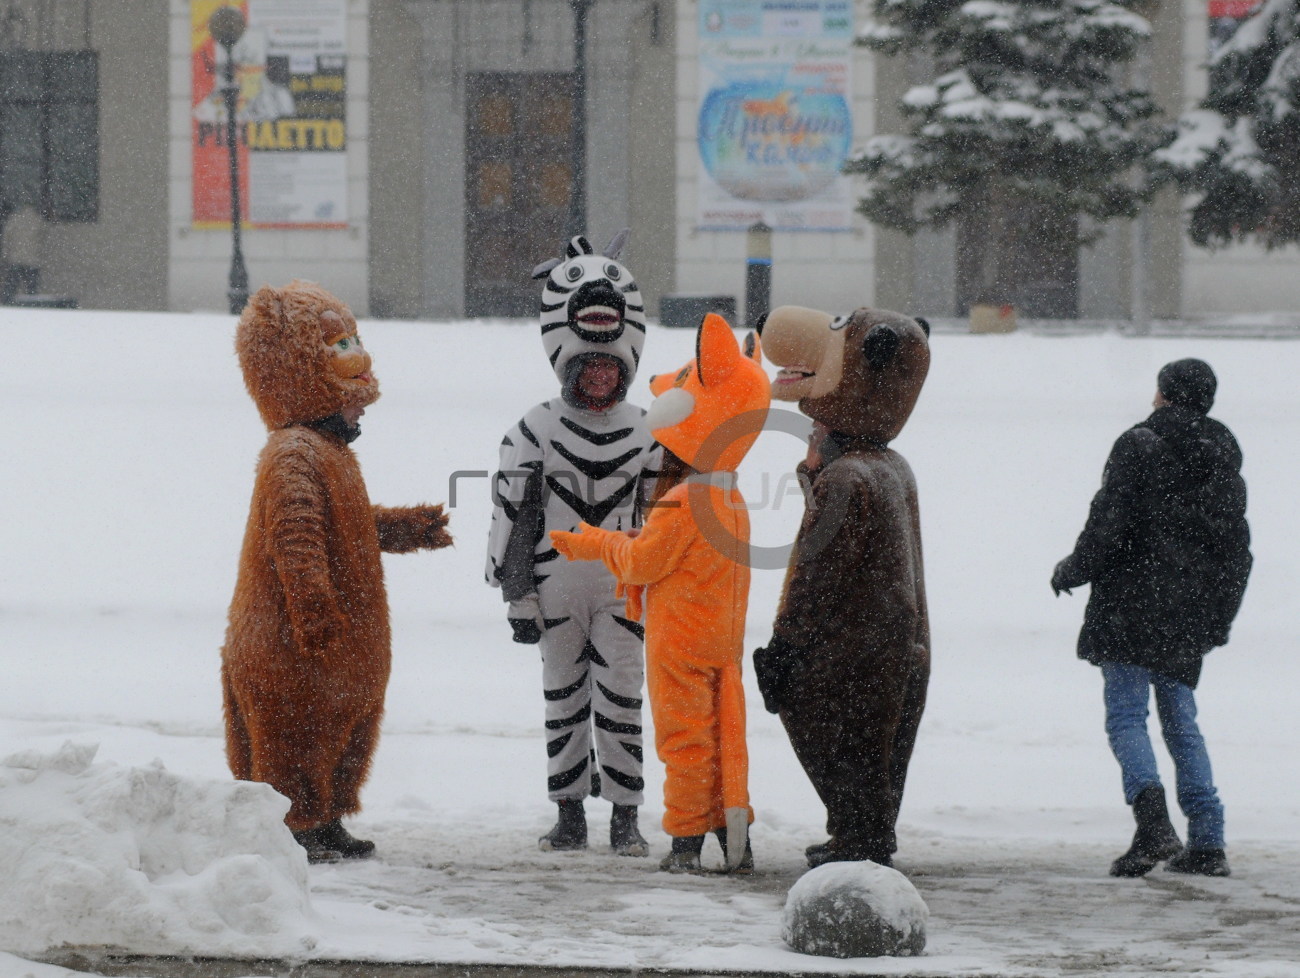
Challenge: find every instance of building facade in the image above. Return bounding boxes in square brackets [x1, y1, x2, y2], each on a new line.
[0, 0, 1295, 320]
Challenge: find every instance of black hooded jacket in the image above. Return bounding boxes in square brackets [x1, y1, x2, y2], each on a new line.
[1057, 405, 1252, 687]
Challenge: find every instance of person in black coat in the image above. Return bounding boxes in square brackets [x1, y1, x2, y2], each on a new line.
[1053, 358, 1251, 878]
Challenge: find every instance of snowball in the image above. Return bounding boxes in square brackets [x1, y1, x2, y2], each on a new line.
[0, 742, 319, 957]
[782, 861, 928, 958]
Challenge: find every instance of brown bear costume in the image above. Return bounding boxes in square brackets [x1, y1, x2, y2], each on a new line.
[754, 305, 930, 869]
[223, 280, 452, 862]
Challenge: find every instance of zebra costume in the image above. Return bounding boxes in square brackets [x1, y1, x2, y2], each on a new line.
[486, 231, 659, 809]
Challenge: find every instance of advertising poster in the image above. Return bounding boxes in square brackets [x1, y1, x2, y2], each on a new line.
[191, 0, 347, 229]
[696, 0, 855, 231]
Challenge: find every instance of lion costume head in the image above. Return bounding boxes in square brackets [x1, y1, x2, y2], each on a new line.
[236, 280, 380, 431]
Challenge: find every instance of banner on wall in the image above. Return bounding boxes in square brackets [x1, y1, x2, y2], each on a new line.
[696, 0, 855, 231]
[191, 0, 347, 229]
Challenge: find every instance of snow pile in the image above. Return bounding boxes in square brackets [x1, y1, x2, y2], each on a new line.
[782, 861, 928, 958]
[0, 742, 319, 958]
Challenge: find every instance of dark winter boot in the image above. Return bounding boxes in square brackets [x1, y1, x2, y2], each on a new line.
[313, 819, 376, 859]
[291, 826, 344, 864]
[714, 827, 755, 874]
[806, 837, 892, 869]
[805, 839, 832, 862]
[1110, 785, 1183, 877]
[1167, 847, 1230, 877]
[658, 834, 705, 873]
[610, 804, 648, 857]
[538, 799, 588, 852]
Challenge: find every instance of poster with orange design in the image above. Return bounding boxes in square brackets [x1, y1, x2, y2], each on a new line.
[191, 0, 347, 229]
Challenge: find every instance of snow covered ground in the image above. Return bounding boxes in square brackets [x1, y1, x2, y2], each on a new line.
[2, 308, 1298, 978]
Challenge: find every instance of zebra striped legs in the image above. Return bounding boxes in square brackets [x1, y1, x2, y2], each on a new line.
[539, 604, 645, 807]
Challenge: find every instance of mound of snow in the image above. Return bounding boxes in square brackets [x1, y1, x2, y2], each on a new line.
[782, 861, 928, 958]
[0, 742, 319, 957]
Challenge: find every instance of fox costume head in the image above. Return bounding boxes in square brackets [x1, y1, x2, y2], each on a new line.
[760, 305, 929, 445]
[645, 313, 771, 473]
[236, 280, 379, 431]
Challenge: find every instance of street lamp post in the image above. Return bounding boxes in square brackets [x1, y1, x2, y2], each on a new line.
[567, 0, 593, 239]
[209, 6, 250, 315]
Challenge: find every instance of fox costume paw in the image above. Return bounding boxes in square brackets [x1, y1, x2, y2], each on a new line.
[549, 522, 606, 562]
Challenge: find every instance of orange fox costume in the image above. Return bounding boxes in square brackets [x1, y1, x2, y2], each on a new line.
[223, 281, 452, 859]
[551, 314, 770, 867]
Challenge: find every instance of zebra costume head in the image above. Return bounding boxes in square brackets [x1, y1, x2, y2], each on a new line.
[532, 229, 647, 394]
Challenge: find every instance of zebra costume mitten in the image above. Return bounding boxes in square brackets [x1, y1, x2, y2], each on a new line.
[486, 230, 659, 811]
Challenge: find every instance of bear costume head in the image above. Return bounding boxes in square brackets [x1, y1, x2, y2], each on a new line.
[644, 313, 771, 473]
[761, 305, 929, 445]
[531, 229, 647, 405]
[236, 280, 380, 431]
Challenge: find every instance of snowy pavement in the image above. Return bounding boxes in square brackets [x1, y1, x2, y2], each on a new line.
[3, 310, 1299, 978]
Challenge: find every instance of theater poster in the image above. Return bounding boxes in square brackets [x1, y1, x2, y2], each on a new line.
[191, 0, 347, 229]
[696, 0, 855, 231]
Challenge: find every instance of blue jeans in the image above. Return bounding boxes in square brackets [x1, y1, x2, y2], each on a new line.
[1101, 662, 1225, 850]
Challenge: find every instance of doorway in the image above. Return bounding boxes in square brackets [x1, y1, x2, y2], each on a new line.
[464, 72, 576, 318]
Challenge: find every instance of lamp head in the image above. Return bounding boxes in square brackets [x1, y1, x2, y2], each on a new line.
[209, 6, 246, 47]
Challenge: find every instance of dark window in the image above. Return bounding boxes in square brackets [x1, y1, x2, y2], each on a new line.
[0, 49, 99, 223]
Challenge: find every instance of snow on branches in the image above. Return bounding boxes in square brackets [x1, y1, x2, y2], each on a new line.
[848, 0, 1166, 237]
[1155, 0, 1300, 248]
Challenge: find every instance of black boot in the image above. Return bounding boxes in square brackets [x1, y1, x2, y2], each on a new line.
[291, 825, 343, 864]
[539, 799, 588, 851]
[806, 837, 892, 869]
[714, 827, 755, 874]
[610, 804, 648, 857]
[1167, 847, 1230, 877]
[805, 839, 832, 862]
[312, 819, 376, 859]
[658, 834, 705, 873]
[1110, 785, 1183, 877]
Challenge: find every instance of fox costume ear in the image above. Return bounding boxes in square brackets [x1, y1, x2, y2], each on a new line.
[696, 312, 740, 387]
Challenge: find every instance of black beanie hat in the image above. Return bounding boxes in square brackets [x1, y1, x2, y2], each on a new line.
[1158, 358, 1216, 414]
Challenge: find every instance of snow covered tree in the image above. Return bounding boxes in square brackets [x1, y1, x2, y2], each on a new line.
[1155, 0, 1300, 249]
[848, 0, 1167, 315]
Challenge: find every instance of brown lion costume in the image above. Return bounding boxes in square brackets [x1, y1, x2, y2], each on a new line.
[754, 305, 930, 870]
[223, 280, 452, 862]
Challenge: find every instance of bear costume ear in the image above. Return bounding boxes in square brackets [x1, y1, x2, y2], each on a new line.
[863, 322, 901, 370]
[743, 330, 762, 363]
[914, 316, 931, 337]
[242, 284, 283, 327]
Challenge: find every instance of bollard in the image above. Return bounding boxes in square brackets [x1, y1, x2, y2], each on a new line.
[745, 221, 772, 329]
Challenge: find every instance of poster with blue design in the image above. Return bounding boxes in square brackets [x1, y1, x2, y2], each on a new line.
[696, 0, 854, 231]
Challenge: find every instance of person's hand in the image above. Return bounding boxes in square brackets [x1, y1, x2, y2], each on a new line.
[1051, 557, 1085, 597]
[508, 594, 545, 645]
[549, 523, 603, 561]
